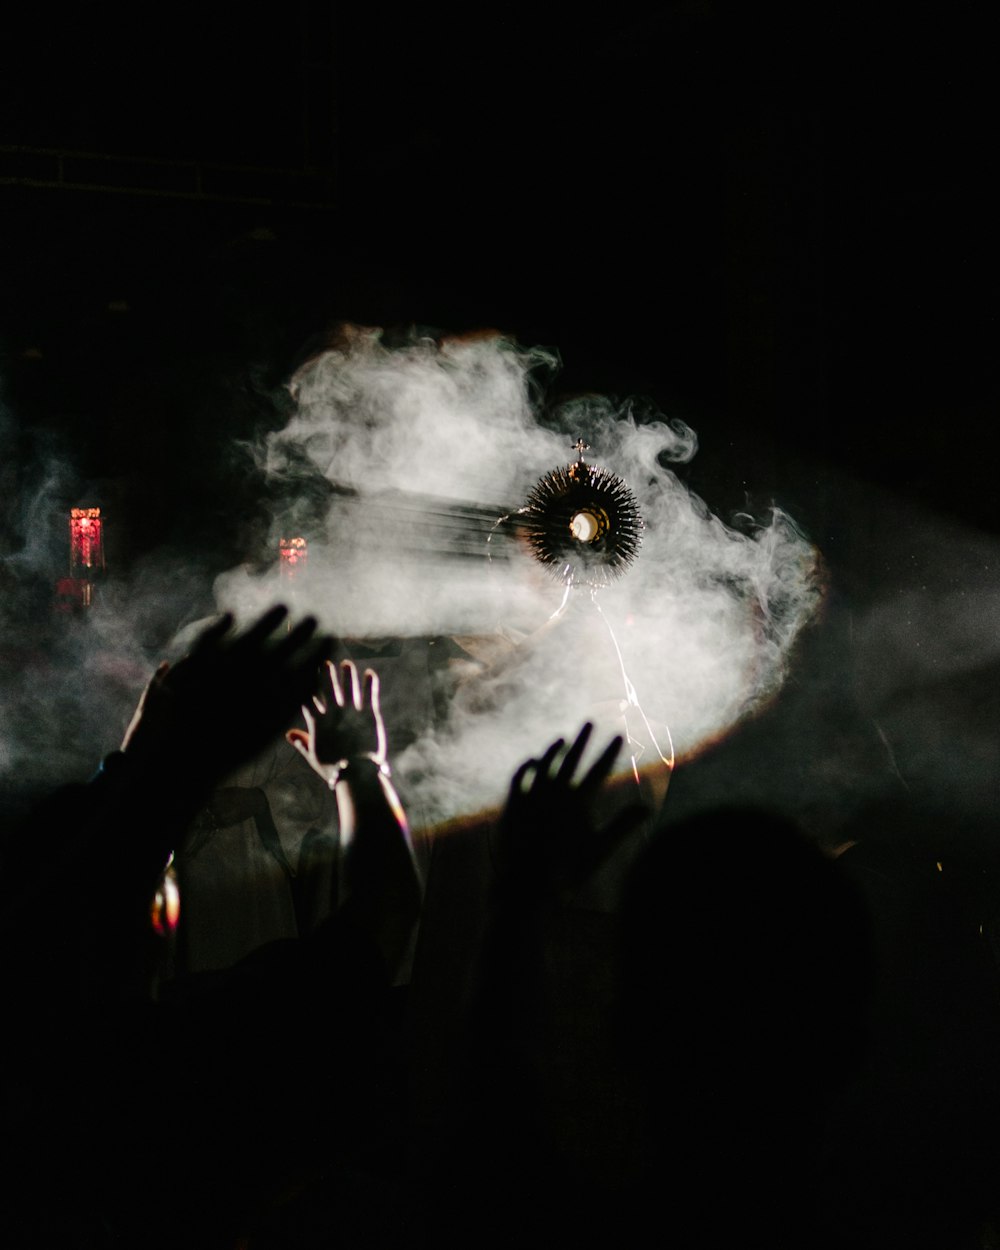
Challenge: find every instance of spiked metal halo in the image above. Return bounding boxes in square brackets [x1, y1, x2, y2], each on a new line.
[520, 440, 643, 588]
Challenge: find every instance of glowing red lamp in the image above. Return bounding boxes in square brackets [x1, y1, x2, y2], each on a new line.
[69, 507, 105, 577]
[58, 507, 106, 610]
[279, 536, 308, 582]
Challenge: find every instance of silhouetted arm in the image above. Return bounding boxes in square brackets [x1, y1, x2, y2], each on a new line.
[288, 658, 422, 980]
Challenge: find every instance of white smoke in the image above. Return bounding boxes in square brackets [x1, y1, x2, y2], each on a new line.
[214, 329, 824, 827]
[0, 391, 219, 797]
[4, 333, 993, 850]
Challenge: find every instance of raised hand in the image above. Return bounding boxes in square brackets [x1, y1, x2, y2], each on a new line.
[286, 659, 387, 787]
[122, 605, 333, 793]
[287, 657, 421, 980]
[497, 722, 648, 898]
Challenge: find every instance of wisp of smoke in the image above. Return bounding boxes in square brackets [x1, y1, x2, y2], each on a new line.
[215, 329, 824, 828]
[3, 339, 996, 855]
[0, 392, 220, 797]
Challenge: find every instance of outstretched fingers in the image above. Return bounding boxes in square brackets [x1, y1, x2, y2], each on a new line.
[363, 667, 380, 714]
[228, 604, 288, 654]
[289, 703, 316, 743]
[323, 658, 345, 708]
[363, 668, 387, 759]
[341, 659, 363, 712]
[556, 721, 594, 785]
[190, 612, 235, 656]
[269, 614, 319, 664]
[535, 737, 566, 783]
[509, 757, 538, 798]
[579, 733, 625, 798]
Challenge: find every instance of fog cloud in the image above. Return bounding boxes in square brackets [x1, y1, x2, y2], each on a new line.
[215, 330, 823, 826]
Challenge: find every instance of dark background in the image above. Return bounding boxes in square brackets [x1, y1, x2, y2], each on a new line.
[3, 13, 999, 1233]
[2, 2, 995, 573]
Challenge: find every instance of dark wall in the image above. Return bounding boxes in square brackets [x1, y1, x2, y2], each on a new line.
[1, 5, 996, 564]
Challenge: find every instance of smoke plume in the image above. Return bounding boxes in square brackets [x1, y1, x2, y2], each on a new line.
[214, 329, 824, 827]
[5, 331, 994, 852]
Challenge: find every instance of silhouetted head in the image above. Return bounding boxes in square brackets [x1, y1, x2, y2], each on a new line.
[618, 805, 873, 1135]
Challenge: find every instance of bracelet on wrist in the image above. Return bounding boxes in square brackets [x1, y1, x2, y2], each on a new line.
[326, 754, 391, 790]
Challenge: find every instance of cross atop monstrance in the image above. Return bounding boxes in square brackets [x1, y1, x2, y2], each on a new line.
[571, 437, 590, 462]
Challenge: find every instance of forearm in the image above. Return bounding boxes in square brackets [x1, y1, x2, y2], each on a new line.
[332, 760, 422, 978]
[334, 762, 411, 867]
